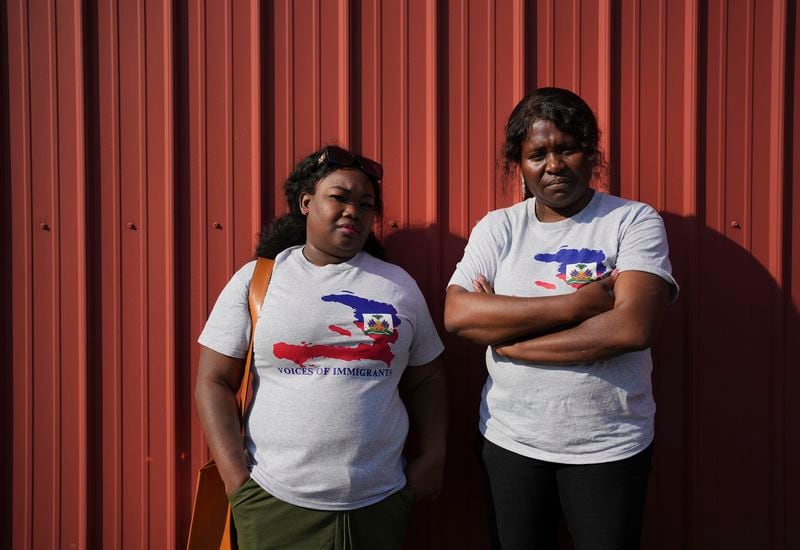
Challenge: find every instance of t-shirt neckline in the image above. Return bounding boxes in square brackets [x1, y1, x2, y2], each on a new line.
[527, 191, 601, 232]
[291, 245, 366, 272]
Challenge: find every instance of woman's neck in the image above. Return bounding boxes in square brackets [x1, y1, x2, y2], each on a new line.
[301, 244, 355, 266]
[534, 189, 595, 222]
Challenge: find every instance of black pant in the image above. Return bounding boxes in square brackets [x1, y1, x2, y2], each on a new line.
[478, 436, 653, 550]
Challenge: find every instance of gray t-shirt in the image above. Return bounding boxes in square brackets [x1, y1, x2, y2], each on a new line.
[199, 246, 444, 510]
[448, 192, 678, 464]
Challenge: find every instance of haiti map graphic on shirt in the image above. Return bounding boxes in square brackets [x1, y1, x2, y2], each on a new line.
[533, 247, 607, 290]
[273, 291, 400, 372]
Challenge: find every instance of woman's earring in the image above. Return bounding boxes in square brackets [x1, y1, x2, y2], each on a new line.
[301, 207, 308, 215]
[520, 172, 527, 200]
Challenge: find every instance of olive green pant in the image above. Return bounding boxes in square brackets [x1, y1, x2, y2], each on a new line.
[228, 478, 415, 550]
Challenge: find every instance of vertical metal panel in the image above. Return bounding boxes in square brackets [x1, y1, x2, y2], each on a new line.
[185, 2, 211, 544]
[265, 0, 295, 211]
[3, 1, 799, 548]
[690, 2, 790, 549]
[788, 6, 800, 546]
[116, 1, 148, 545]
[184, 2, 263, 549]
[94, 1, 123, 546]
[27, 2, 60, 548]
[54, 3, 88, 549]
[4, 0, 89, 548]
[144, 0, 175, 545]
[6, 1, 34, 548]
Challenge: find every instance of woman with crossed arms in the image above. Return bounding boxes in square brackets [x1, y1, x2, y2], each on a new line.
[445, 87, 678, 550]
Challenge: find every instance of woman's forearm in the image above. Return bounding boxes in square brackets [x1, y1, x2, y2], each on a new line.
[444, 290, 578, 345]
[495, 309, 647, 363]
[495, 271, 670, 364]
[195, 371, 250, 494]
[403, 364, 447, 459]
[400, 359, 447, 500]
[444, 276, 615, 346]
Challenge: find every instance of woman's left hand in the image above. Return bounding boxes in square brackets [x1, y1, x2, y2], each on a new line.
[405, 453, 445, 501]
[472, 274, 494, 294]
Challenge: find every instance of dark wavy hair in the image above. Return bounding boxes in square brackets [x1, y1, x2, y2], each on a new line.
[256, 146, 385, 259]
[501, 87, 606, 189]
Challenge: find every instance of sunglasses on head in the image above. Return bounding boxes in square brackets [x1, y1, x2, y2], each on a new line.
[318, 146, 383, 181]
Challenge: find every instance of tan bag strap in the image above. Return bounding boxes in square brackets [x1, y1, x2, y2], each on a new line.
[238, 257, 275, 419]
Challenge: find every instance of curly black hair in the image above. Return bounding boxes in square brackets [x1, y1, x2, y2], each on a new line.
[501, 87, 606, 185]
[256, 146, 385, 259]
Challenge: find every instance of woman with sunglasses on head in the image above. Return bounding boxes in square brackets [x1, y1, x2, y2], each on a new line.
[445, 88, 678, 550]
[195, 146, 446, 549]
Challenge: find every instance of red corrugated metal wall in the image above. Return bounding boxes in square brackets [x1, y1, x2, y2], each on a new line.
[2, 1, 798, 548]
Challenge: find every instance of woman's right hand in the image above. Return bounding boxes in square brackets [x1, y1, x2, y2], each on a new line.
[225, 468, 252, 497]
[571, 270, 618, 320]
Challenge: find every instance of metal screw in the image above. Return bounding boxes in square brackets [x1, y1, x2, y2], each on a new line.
[730, 221, 741, 229]
[213, 222, 222, 229]
[127, 222, 137, 230]
[388, 220, 398, 228]
[40, 222, 50, 231]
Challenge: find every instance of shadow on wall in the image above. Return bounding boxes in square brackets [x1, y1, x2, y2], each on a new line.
[382, 224, 491, 550]
[380, 212, 799, 550]
[0, 6, 11, 547]
[646, 212, 799, 550]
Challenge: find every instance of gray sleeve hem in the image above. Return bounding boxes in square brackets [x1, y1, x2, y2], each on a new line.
[197, 334, 249, 359]
[406, 342, 445, 367]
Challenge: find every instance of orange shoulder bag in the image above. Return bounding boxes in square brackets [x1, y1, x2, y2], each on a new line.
[187, 257, 275, 550]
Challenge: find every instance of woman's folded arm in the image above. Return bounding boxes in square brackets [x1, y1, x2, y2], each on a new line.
[495, 271, 671, 364]
[444, 273, 617, 346]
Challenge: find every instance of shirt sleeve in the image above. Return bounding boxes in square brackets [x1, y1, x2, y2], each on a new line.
[197, 260, 258, 358]
[447, 211, 509, 292]
[616, 205, 680, 302]
[407, 283, 445, 367]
